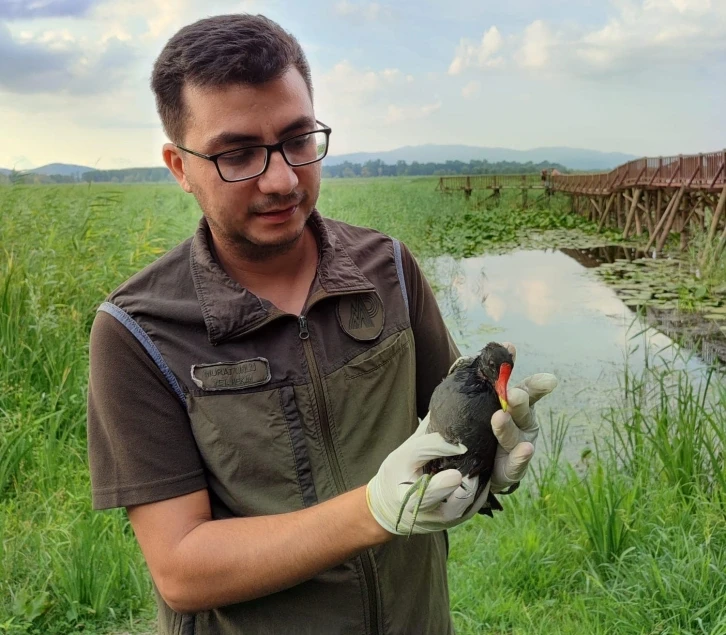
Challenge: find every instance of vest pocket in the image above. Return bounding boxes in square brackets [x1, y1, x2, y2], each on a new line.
[187, 386, 317, 517]
[343, 328, 408, 380]
[327, 329, 418, 488]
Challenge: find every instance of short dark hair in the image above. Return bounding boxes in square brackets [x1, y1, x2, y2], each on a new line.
[151, 14, 313, 144]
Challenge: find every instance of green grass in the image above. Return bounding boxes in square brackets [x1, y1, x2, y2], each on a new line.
[448, 363, 726, 634]
[0, 179, 724, 634]
[319, 177, 600, 258]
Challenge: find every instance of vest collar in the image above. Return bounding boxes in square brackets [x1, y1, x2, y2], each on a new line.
[190, 209, 375, 344]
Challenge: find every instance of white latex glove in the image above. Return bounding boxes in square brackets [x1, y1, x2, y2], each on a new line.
[489, 342, 558, 494]
[366, 415, 491, 536]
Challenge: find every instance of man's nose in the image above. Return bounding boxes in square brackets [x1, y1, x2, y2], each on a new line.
[257, 149, 298, 195]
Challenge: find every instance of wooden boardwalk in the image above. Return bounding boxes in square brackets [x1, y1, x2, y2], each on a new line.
[551, 151, 726, 263]
[437, 174, 546, 208]
[438, 150, 726, 264]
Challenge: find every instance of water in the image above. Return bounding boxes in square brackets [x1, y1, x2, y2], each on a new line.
[428, 248, 718, 464]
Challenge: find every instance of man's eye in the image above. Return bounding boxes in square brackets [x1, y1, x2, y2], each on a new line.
[221, 149, 257, 165]
[287, 136, 312, 150]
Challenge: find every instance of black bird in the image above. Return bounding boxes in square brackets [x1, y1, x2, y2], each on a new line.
[396, 342, 514, 535]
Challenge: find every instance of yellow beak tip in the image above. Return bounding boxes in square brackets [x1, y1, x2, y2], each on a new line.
[499, 398, 508, 412]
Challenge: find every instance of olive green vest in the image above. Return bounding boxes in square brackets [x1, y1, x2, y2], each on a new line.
[101, 211, 455, 634]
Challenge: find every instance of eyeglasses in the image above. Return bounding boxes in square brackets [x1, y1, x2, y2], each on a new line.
[176, 120, 332, 183]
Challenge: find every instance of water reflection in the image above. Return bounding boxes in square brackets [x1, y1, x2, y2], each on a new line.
[559, 247, 726, 366]
[427, 249, 717, 464]
[559, 245, 652, 267]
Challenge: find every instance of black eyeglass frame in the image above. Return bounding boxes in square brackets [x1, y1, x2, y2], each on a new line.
[175, 120, 332, 183]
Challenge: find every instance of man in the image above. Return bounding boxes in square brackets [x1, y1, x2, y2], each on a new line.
[87, 13, 557, 635]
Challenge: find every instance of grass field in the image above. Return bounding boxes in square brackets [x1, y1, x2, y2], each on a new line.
[1, 178, 725, 634]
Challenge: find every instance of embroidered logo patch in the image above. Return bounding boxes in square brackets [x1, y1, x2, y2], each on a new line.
[191, 358, 271, 391]
[336, 293, 384, 341]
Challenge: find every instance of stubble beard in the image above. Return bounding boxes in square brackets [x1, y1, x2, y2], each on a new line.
[194, 188, 314, 263]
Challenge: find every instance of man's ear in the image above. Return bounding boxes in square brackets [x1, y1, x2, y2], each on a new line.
[163, 143, 192, 193]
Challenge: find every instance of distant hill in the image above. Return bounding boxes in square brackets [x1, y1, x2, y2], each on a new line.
[0, 163, 97, 177]
[0, 146, 638, 182]
[325, 145, 638, 171]
[29, 163, 97, 177]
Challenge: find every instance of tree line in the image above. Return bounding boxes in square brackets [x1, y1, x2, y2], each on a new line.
[321, 159, 569, 178]
[0, 159, 569, 185]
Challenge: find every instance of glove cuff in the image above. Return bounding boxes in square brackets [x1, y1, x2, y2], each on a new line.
[365, 481, 400, 536]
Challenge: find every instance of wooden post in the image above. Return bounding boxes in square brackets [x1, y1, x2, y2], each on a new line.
[589, 197, 602, 222]
[597, 193, 617, 232]
[635, 197, 643, 236]
[712, 221, 726, 265]
[656, 185, 687, 253]
[645, 186, 684, 252]
[655, 189, 663, 237]
[641, 191, 650, 235]
[644, 191, 654, 235]
[622, 188, 643, 238]
[704, 185, 726, 246]
[700, 185, 726, 268]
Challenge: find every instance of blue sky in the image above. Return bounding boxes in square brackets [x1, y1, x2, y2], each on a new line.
[0, 0, 724, 170]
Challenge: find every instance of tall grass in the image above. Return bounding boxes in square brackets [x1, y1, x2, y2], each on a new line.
[319, 177, 594, 258]
[1, 183, 197, 633]
[449, 354, 726, 635]
[0, 180, 723, 634]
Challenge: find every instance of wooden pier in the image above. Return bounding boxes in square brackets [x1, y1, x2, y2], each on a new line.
[436, 173, 545, 208]
[438, 150, 726, 264]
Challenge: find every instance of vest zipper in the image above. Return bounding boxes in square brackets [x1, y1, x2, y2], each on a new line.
[297, 315, 381, 635]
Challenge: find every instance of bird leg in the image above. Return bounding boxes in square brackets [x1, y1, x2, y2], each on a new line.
[395, 474, 433, 538]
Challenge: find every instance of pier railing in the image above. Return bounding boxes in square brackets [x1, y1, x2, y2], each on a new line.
[551, 151, 726, 195]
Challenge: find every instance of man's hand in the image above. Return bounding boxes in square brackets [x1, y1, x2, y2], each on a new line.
[489, 342, 558, 494]
[366, 415, 491, 536]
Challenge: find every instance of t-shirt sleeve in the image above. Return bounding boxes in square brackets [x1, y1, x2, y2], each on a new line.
[398, 241, 461, 419]
[87, 310, 207, 510]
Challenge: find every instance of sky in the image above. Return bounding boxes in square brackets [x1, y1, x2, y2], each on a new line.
[0, 0, 724, 170]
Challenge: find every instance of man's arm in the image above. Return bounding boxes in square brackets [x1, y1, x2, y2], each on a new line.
[127, 486, 391, 614]
[88, 311, 394, 613]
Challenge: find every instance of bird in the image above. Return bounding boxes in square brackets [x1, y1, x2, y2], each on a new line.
[396, 342, 514, 536]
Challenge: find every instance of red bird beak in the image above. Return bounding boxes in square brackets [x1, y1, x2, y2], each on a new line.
[495, 362, 512, 412]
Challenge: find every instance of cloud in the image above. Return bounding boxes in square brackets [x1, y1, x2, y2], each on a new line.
[448, 26, 504, 75]
[318, 60, 407, 98]
[461, 80, 480, 98]
[0, 0, 101, 20]
[515, 20, 554, 70]
[334, 1, 392, 21]
[572, 0, 726, 75]
[0, 23, 137, 95]
[446, 1, 725, 80]
[513, 0, 726, 77]
[385, 100, 441, 124]
[484, 294, 506, 322]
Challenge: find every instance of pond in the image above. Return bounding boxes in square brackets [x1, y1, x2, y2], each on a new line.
[428, 248, 724, 464]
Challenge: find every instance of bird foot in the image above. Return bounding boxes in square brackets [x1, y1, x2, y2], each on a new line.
[395, 474, 433, 537]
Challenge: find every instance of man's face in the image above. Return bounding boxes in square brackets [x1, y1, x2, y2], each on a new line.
[167, 67, 322, 260]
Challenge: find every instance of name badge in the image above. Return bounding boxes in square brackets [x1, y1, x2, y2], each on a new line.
[190, 358, 271, 391]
